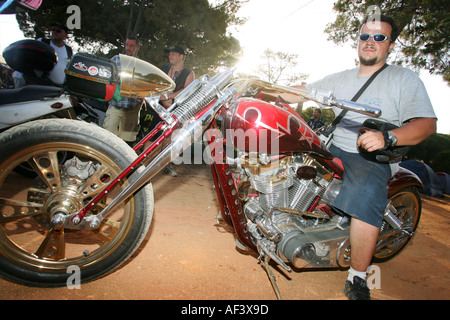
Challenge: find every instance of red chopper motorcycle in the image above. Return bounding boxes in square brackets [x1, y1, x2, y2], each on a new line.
[0, 54, 421, 298]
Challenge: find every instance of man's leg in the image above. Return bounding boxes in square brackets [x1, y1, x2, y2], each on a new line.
[350, 217, 380, 272]
[103, 105, 121, 136]
[344, 217, 380, 300]
[118, 105, 141, 143]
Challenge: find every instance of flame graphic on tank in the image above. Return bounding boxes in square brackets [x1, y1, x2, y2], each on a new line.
[237, 106, 319, 149]
[225, 98, 330, 158]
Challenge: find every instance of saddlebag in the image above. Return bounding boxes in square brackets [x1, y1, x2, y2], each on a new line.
[3, 39, 57, 72]
[65, 53, 119, 101]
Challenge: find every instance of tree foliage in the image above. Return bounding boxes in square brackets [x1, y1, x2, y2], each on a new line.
[325, 0, 450, 85]
[15, 0, 246, 75]
[407, 133, 450, 173]
[256, 49, 309, 86]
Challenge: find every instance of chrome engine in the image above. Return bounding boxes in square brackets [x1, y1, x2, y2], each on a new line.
[231, 153, 351, 270]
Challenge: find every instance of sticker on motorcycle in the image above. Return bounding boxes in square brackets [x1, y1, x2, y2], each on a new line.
[98, 68, 112, 79]
[73, 62, 87, 71]
[88, 66, 99, 76]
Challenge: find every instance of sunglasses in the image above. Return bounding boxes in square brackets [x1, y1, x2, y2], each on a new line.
[52, 28, 63, 33]
[359, 33, 391, 42]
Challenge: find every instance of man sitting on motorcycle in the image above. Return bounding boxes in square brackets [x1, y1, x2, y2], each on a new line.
[305, 14, 436, 299]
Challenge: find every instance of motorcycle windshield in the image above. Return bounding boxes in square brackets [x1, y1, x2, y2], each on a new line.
[118, 54, 175, 98]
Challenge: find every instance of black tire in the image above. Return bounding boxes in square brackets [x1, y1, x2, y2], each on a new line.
[0, 119, 153, 287]
[373, 187, 421, 263]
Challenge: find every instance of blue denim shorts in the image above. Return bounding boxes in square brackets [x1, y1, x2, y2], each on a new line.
[330, 145, 392, 228]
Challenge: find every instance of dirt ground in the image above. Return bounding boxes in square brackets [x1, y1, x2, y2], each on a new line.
[0, 164, 448, 301]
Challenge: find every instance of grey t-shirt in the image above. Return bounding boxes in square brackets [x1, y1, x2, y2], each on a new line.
[306, 65, 436, 153]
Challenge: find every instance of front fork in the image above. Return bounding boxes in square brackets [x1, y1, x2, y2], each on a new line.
[51, 86, 236, 231]
[50, 120, 181, 230]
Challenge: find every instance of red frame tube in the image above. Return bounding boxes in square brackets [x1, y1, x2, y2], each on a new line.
[72, 121, 180, 223]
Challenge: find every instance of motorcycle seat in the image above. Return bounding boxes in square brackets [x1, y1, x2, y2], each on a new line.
[0, 85, 63, 106]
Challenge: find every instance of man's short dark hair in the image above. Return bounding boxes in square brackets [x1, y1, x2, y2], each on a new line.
[127, 36, 141, 47]
[361, 14, 400, 42]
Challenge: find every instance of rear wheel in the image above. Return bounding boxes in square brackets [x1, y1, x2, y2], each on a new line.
[0, 119, 153, 287]
[373, 187, 421, 262]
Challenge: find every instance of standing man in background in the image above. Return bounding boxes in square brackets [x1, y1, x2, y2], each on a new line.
[159, 45, 195, 107]
[156, 45, 195, 176]
[103, 36, 143, 145]
[41, 22, 73, 86]
[307, 108, 325, 131]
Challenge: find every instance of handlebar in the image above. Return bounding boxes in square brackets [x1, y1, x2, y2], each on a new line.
[228, 77, 382, 118]
[306, 88, 381, 117]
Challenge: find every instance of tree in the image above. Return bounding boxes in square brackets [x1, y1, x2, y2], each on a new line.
[15, 0, 246, 75]
[407, 133, 450, 172]
[325, 0, 450, 85]
[431, 149, 450, 173]
[256, 49, 309, 86]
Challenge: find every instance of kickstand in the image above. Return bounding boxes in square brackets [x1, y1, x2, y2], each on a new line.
[260, 255, 282, 300]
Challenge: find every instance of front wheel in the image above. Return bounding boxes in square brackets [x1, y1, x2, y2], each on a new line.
[373, 187, 421, 262]
[0, 119, 154, 287]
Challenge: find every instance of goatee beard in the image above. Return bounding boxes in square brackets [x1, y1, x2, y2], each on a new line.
[360, 55, 378, 66]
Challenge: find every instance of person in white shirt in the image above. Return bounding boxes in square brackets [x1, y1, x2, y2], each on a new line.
[41, 22, 73, 86]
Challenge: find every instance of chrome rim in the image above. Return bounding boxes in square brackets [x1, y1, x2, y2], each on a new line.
[0, 142, 135, 273]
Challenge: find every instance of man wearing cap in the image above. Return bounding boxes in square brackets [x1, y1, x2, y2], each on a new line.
[159, 45, 195, 107]
[155, 45, 195, 176]
[39, 22, 73, 86]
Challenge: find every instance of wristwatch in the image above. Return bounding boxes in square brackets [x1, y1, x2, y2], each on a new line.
[383, 131, 398, 149]
[388, 132, 398, 147]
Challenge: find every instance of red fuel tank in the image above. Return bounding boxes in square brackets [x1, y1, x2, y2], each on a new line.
[223, 98, 332, 159]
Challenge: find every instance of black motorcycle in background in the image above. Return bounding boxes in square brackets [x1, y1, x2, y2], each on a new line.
[0, 39, 113, 131]
[0, 40, 113, 177]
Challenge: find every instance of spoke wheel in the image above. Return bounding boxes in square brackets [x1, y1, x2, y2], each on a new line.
[0, 119, 153, 287]
[373, 187, 421, 262]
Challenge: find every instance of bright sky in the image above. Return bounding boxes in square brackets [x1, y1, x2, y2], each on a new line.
[0, 0, 448, 133]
